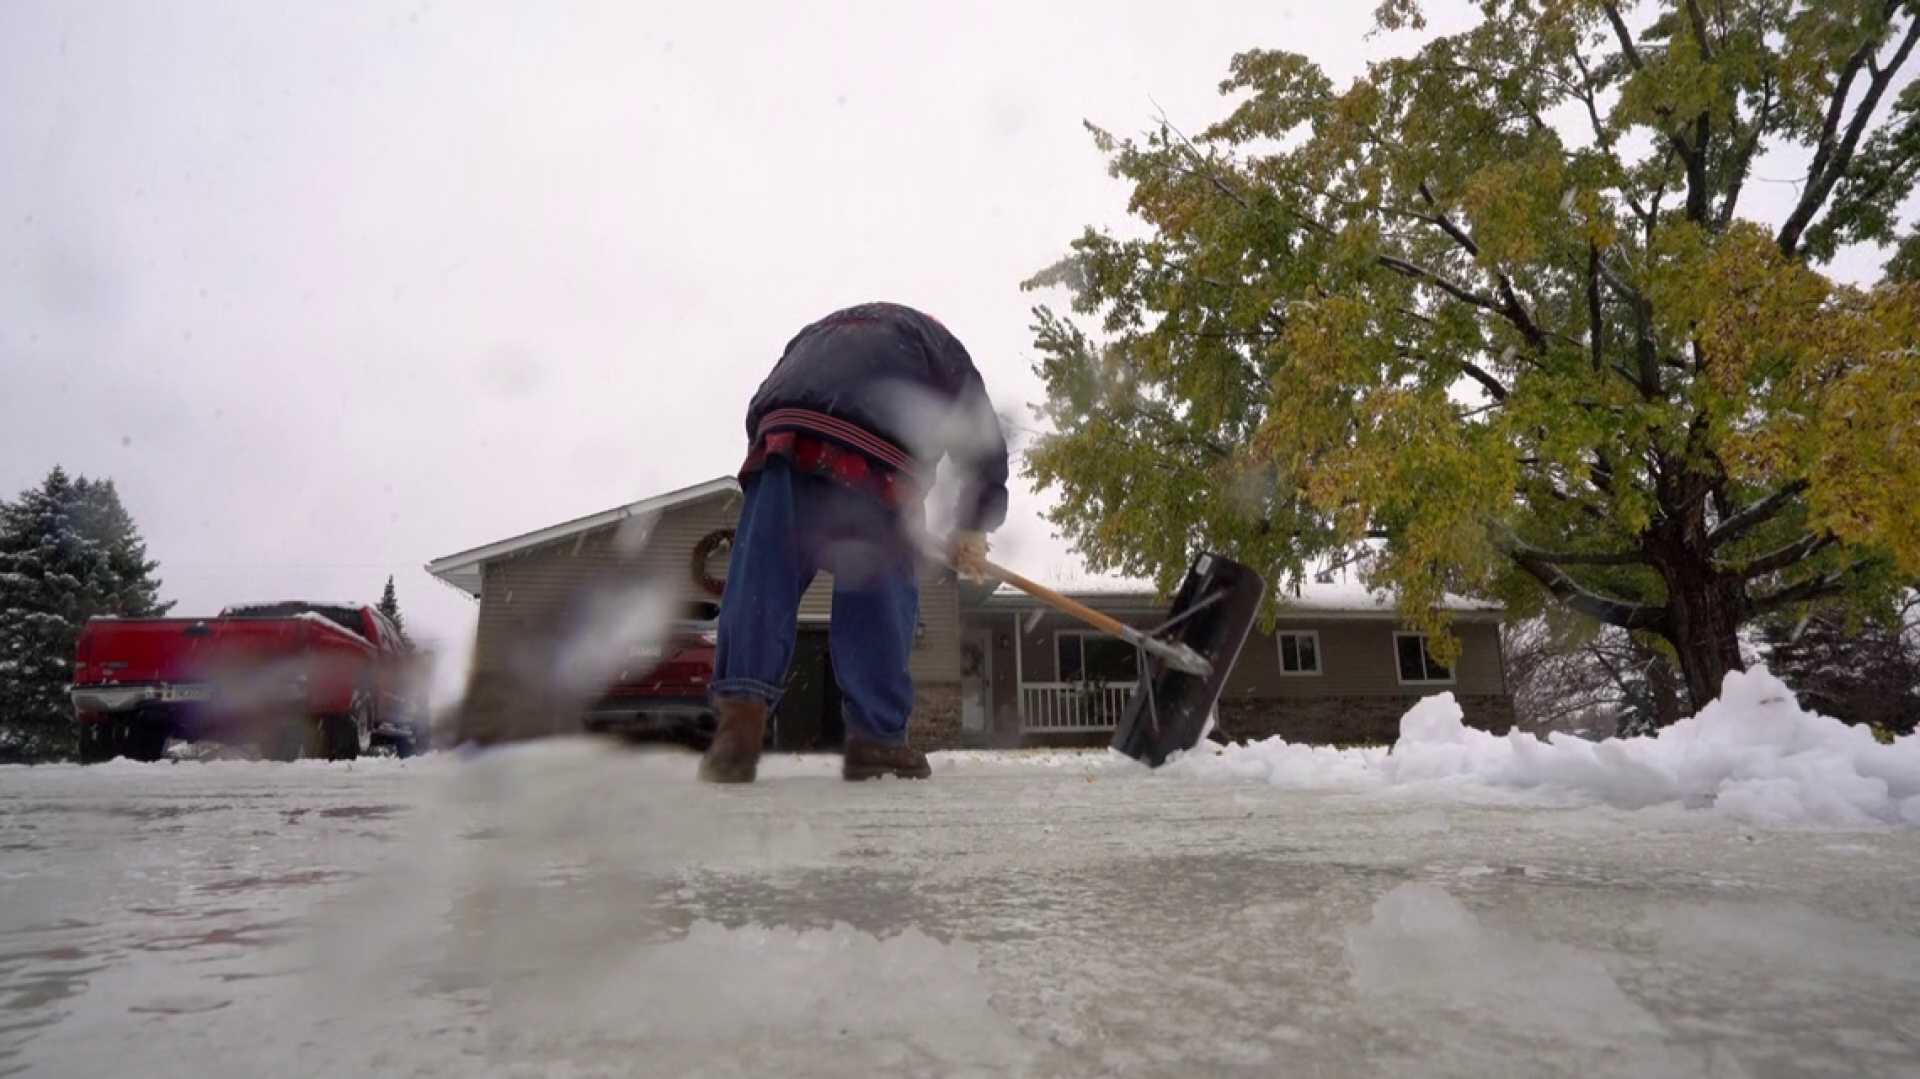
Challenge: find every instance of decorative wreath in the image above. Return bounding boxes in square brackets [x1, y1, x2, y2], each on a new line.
[691, 528, 735, 597]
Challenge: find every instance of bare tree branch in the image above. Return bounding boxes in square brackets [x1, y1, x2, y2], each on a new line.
[1686, 111, 1712, 224]
[1416, 181, 1480, 257]
[1505, 543, 1668, 631]
[1586, 241, 1605, 371]
[1718, 74, 1776, 230]
[1494, 275, 1550, 351]
[1683, 0, 1716, 61]
[1706, 479, 1810, 548]
[1456, 359, 1509, 402]
[1603, 1, 1706, 200]
[1726, 532, 1834, 579]
[1602, 2, 1645, 70]
[1154, 105, 1256, 215]
[1778, 13, 1920, 256]
[1749, 560, 1874, 618]
[1529, 480, 1614, 523]
[1514, 544, 1649, 567]
[1377, 255, 1505, 313]
[1413, 182, 1552, 350]
[1569, 49, 1652, 225]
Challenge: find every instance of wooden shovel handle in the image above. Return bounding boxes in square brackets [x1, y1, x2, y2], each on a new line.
[974, 557, 1140, 641]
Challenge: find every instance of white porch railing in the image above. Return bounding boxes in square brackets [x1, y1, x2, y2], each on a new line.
[1019, 682, 1136, 733]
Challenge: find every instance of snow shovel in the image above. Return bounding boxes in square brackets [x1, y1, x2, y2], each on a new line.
[954, 547, 1265, 767]
[1105, 552, 1265, 766]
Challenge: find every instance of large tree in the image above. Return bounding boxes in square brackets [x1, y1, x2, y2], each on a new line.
[1025, 0, 1920, 706]
[0, 468, 171, 760]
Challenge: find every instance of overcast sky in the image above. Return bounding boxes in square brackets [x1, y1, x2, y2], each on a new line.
[2, 2, 1905, 703]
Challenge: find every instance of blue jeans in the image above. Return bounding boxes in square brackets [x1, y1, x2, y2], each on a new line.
[711, 458, 920, 746]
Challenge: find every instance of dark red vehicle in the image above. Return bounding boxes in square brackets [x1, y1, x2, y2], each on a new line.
[70, 601, 428, 763]
[582, 601, 722, 748]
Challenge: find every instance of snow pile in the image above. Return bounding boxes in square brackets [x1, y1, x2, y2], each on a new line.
[1168, 667, 1920, 827]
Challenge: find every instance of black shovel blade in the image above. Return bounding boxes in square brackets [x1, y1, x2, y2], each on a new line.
[1110, 552, 1265, 767]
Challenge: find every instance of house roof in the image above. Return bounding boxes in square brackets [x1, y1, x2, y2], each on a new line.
[425, 475, 740, 596]
[977, 574, 1502, 619]
[427, 475, 1503, 620]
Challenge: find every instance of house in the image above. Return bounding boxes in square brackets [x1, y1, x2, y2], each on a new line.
[427, 476, 1513, 749]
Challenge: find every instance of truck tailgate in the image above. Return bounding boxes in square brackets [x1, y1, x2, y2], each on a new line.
[74, 617, 356, 687]
[74, 619, 217, 686]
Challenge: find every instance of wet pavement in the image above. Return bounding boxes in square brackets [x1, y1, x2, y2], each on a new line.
[2, 742, 1918, 1077]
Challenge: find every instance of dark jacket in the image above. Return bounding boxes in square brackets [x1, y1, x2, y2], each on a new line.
[746, 302, 1010, 531]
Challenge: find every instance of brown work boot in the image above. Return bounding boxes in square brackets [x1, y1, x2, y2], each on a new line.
[698, 697, 768, 784]
[842, 738, 932, 781]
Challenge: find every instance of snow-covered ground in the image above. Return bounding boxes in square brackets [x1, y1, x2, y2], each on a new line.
[1174, 668, 1920, 828]
[4, 677, 1920, 1077]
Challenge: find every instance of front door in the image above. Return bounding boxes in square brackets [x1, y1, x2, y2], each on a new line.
[960, 629, 992, 733]
[774, 629, 843, 750]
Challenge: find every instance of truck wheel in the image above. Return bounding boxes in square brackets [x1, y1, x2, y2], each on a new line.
[320, 713, 362, 761]
[393, 722, 429, 759]
[78, 717, 122, 763]
[263, 718, 319, 762]
[124, 722, 168, 763]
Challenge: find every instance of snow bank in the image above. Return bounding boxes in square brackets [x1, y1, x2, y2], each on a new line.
[1166, 667, 1920, 827]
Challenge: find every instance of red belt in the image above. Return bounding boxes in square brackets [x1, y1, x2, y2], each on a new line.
[741, 431, 921, 511]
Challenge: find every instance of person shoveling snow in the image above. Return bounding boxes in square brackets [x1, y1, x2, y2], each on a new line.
[700, 302, 1009, 784]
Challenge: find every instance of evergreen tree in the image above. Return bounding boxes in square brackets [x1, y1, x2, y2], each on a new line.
[376, 575, 411, 648]
[0, 467, 172, 761]
[72, 478, 170, 620]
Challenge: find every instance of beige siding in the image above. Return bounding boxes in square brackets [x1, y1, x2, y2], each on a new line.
[1226, 619, 1504, 697]
[469, 491, 960, 686]
[913, 574, 961, 682]
[996, 610, 1504, 698]
[471, 493, 744, 681]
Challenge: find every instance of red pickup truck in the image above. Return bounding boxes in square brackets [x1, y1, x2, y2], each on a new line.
[70, 602, 429, 763]
[582, 601, 721, 748]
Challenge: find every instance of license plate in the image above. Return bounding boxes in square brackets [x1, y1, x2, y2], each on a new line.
[160, 685, 213, 702]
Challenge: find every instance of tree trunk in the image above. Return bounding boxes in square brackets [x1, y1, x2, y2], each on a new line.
[1663, 574, 1747, 710]
[1643, 647, 1684, 729]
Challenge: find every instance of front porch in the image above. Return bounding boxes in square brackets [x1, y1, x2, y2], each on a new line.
[961, 598, 1162, 742]
[1016, 681, 1135, 733]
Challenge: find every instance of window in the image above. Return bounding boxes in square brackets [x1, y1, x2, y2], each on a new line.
[1276, 631, 1321, 675]
[1394, 633, 1454, 684]
[1056, 631, 1139, 683]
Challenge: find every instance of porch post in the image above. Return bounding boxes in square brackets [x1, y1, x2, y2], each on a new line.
[1011, 611, 1024, 727]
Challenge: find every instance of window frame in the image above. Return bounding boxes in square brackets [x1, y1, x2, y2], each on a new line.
[1392, 632, 1456, 686]
[1274, 630, 1323, 676]
[1054, 629, 1141, 684]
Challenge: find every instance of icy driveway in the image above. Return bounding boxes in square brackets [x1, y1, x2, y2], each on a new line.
[3, 744, 1919, 1078]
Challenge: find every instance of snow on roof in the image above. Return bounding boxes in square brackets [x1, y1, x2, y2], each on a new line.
[983, 569, 1501, 617]
[425, 476, 741, 596]
[224, 601, 364, 614]
[1268, 577, 1502, 616]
